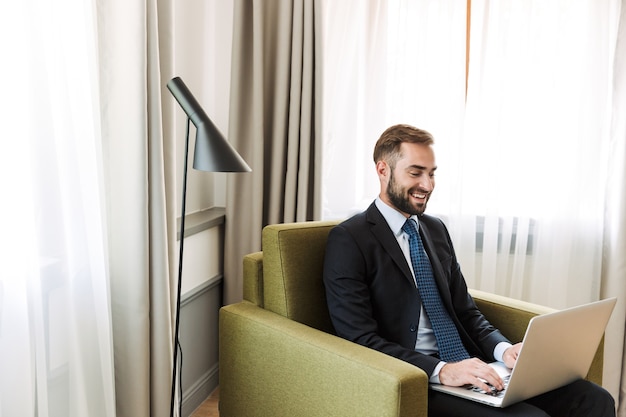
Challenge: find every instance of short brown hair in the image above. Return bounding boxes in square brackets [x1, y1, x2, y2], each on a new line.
[373, 124, 434, 168]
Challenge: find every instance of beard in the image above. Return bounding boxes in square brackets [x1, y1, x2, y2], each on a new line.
[386, 171, 429, 216]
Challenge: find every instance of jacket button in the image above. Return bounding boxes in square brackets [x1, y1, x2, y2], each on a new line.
[410, 324, 417, 332]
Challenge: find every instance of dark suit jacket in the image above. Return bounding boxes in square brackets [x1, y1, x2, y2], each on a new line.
[323, 202, 510, 378]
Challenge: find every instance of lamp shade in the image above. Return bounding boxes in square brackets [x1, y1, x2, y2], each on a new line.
[167, 76, 251, 173]
[193, 118, 251, 172]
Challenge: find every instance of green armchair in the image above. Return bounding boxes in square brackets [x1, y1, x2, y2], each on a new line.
[219, 221, 603, 417]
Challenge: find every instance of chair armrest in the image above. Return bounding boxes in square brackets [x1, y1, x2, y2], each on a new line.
[470, 289, 556, 343]
[219, 302, 429, 417]
[243, 252, 264, 306]
[470, 289, 604, 385]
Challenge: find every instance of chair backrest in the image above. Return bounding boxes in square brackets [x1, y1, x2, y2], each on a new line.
[259, 221, 339, 334]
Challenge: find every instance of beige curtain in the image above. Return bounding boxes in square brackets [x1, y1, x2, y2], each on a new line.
[97, 0, 177, 416]
[224, 0, 322, 304]
[605, 1, 626, 413]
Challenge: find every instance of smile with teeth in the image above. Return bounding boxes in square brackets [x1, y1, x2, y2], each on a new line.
[411, 192, 427, 199]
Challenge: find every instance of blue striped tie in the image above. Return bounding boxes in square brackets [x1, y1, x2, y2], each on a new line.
[402, 218, 470, 362]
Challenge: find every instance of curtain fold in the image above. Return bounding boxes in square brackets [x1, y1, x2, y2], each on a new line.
[604, 1, 626, 414]
[96, 0, 176, 415]
[224, 0, 321, 304]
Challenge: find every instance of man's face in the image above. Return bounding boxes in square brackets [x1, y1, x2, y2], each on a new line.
[378, 142, 436, 217]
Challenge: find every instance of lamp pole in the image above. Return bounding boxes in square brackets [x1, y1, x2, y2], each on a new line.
[167, 76, 250, 417]
[170, 116, 191, 417]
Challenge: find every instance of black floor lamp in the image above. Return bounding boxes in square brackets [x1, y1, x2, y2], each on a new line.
[166, 76, 251, 417]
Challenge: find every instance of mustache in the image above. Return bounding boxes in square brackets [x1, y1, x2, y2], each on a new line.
[409, 186, 431, 195]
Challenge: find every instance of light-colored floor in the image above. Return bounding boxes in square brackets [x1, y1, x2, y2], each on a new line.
[190, 387, 219, 417]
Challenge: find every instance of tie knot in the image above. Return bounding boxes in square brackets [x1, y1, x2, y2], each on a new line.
[402, 218, 418, 237]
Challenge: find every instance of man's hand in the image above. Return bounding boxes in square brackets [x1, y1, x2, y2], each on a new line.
[502, 342, 522, 369]
[439, 358, 504, 393]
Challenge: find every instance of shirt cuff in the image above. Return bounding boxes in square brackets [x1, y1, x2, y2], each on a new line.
[494, 341, 513, 362]
[429, 361, 446, 384]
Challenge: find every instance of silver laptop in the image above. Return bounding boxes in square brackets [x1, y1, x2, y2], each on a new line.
[430, 297, 617, 408]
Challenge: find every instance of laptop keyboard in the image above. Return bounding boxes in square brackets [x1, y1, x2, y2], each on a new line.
[468, 374, 511, 398]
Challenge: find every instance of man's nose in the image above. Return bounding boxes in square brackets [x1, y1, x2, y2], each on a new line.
[418, 176, 434, 192]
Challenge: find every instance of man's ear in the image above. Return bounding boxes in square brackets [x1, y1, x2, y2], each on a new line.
[376, 160, 389, 179]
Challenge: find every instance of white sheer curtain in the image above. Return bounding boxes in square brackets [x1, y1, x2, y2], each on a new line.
[0, 0, 116, 416]
[457, 2, 625, 407]
[321, 0, 625, 408]
[604, 0, 626, 411]
[455, 0, 615, 308]
[320, 0, 467, 220]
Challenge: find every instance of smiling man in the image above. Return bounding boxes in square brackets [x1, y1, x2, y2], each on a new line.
[323, 124, 614, 416]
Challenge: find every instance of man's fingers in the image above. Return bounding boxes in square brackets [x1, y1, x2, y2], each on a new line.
[474, 376, 497, 393]
[471, 363, 503, 391]
[440, 359, 504, 390]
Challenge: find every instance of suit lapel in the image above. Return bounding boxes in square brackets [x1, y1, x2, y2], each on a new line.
[366, 204, 416, 286]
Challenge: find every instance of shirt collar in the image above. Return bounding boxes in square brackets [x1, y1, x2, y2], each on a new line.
[375, 197, 420, 237]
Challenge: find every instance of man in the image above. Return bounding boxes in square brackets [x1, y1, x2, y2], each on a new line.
[323, 124, 614, 416]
